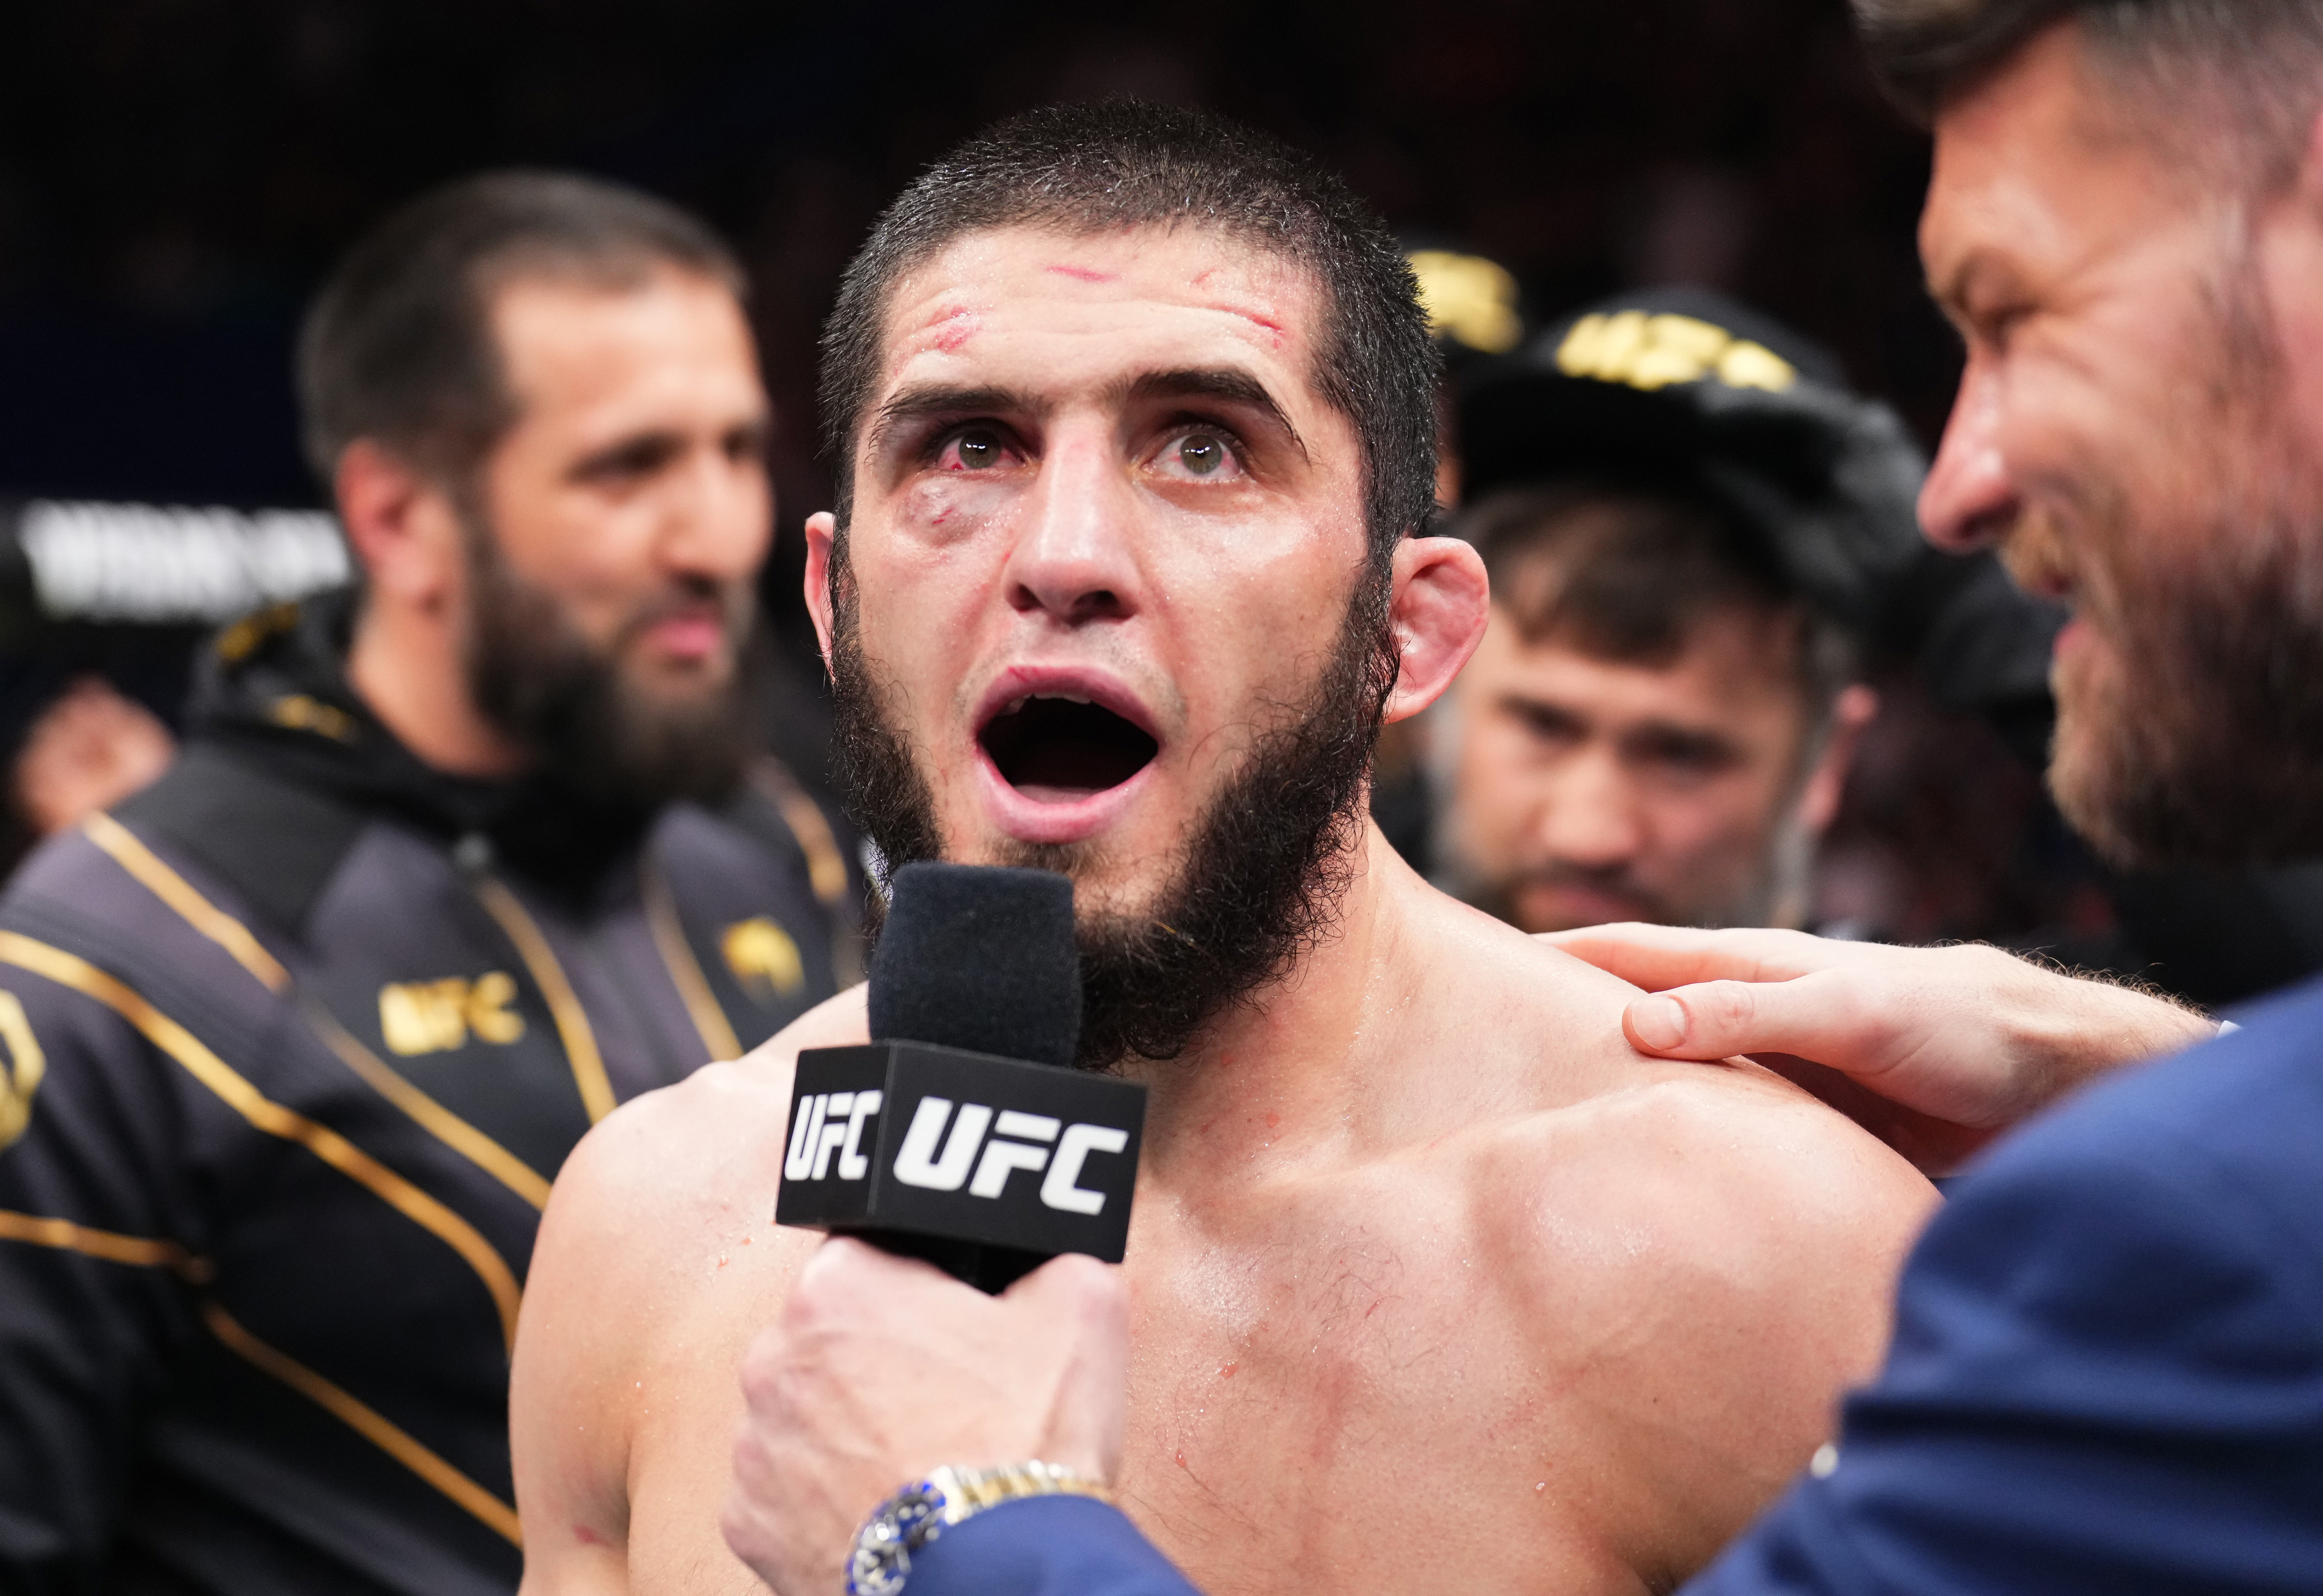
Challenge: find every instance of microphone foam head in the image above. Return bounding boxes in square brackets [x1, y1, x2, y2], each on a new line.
[868, 862, 1081, 1068]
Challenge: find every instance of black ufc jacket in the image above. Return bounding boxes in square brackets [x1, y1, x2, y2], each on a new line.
[0, 595, 856, 1594]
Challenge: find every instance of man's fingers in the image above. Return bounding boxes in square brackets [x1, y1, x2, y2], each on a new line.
[1545, 923, 1835, 992]
[1623, 974, 1882, 1067]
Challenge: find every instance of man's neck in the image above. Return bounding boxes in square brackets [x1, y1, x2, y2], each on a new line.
[1127, 820, 1426, 1190]
[345, 597, 529, 780]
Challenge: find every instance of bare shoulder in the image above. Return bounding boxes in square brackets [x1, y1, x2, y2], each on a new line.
[533, 984, 868, 1269]
[1389, 875, 1676, 1104]
[1458, 899, 1939, 1302]
[1500, 1058, 1941, 1278]
[1461, 1055, 1937, 1574]
[510, 986, 867, 1585]
[1385, 885, 1939, 1571]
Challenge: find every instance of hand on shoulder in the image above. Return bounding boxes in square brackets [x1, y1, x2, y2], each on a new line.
[1545, 925, 2221, 1174]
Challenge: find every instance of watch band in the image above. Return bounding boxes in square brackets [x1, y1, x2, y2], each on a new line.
[846, 1459, 1111, 1596]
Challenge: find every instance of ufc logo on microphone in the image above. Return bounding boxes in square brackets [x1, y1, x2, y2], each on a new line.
[890, 1096, 1130, 1215]
[783, 1090, 885, 1183]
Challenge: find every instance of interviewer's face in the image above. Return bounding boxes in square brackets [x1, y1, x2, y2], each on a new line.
[806, 224, 1372, 923]
[1917, 23, 2323, 864]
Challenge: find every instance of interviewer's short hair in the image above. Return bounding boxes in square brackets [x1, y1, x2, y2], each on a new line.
[1854, 1, 2323, 192]
[298, 170, 744, 489]
[818, 100, 1440, 566]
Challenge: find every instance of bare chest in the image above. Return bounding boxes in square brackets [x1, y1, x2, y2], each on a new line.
[617, 1176, 1676, 1596]
[1111, 1195, 1660, 1596]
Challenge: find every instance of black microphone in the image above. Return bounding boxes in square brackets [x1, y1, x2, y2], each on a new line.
[775, 863, 1147, 1293]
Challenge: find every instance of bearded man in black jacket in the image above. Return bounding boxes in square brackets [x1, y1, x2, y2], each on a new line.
[0, 171, 854, 1596]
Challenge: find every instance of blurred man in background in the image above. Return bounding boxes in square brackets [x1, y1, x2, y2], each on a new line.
[1434, 291, 1921, 933]
[0, 171, 850, 1596]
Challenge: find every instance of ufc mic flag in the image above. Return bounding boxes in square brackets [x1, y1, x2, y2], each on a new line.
[775, 864, 1146, 1292]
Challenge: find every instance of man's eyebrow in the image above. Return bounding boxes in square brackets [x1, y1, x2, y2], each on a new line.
[866, 384, 1037, 454]
[1122, 368, 1307, 461]
[568, 427, 685, 478]
[1626, 720, 1740, 756]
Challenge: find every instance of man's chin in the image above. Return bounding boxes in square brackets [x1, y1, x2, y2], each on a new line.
[2046, 637, 2167, 866]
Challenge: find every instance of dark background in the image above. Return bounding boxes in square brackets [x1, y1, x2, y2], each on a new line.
[19, 0, 2265, 985]
[0, 2, 1954, 524]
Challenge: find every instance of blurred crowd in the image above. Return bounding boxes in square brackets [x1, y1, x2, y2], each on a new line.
[8, 0, 2295, 999]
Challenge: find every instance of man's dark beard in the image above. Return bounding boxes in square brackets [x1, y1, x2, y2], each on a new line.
[2049, 263, 2323, 870]
[829, 563, 1400, 1071]
[2059, 494, 2323, 868]
[461, 521, 754, 813]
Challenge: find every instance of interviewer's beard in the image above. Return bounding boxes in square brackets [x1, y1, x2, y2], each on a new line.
[461, 520, 754, 812]
[2045, 278, 2323, 869]
[828, 563, 1400, 1071]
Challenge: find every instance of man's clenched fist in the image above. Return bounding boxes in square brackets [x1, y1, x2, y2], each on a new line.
[721, 1239, 1130, 1596]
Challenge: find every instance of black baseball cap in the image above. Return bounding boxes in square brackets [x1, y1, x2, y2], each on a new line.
[1456, 285, 1928, 636]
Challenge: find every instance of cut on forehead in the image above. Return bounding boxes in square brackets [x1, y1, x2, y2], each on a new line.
[817, 100, 1441, 562]
[876, 218, 1323, 373]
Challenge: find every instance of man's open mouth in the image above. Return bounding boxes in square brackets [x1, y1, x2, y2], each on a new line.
[979, 694, 1159, 802]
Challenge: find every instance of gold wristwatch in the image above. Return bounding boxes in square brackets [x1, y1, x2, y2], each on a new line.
[846, 1460, 1111, 1596]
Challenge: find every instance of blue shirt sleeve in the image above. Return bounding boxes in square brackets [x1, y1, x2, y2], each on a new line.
[1688, 1047, 2323, 1596]
[905, 1494, 1201, 1596]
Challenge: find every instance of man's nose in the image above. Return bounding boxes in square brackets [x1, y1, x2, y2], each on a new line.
[1918, 357, 2020, 553]
[1535, 753, 1643, 871]
[1002, 432, 1139, 626]
[661, 443, 772, 582]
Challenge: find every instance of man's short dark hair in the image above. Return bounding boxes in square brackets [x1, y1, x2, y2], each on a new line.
[1854, 1, 2323, 190]
[298, 169, 745, 489]
[1459, 483, 1857, 721]
[817, 100, 1441, 564]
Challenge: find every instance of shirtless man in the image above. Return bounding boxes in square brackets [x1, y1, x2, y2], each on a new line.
[510, 102, 1936, 1596]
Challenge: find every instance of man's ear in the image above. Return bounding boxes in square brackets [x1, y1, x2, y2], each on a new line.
[1381, 534, 1489, 725]
[803, 511, 839, 672]
[1795, 683, 1880, 837]
[335, 440, 464, 614]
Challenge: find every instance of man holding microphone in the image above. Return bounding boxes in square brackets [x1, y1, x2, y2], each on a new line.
[723, 2, 2323, 1591]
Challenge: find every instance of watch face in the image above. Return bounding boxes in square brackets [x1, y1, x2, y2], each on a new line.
[847, 1482, 945, 1596]
[846, 1539, 909, 1596]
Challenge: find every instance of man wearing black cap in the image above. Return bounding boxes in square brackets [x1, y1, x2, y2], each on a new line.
[1433, 289, 1918, 934]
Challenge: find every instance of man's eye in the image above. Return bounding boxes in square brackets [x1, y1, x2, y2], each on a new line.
[1161, 430, 1240, 481]
[1640, 741, 1733, 778]
[1506, 701, 1582, 745]
[940, 428, 1010, 470]
[1180, 433, 1226, 475]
